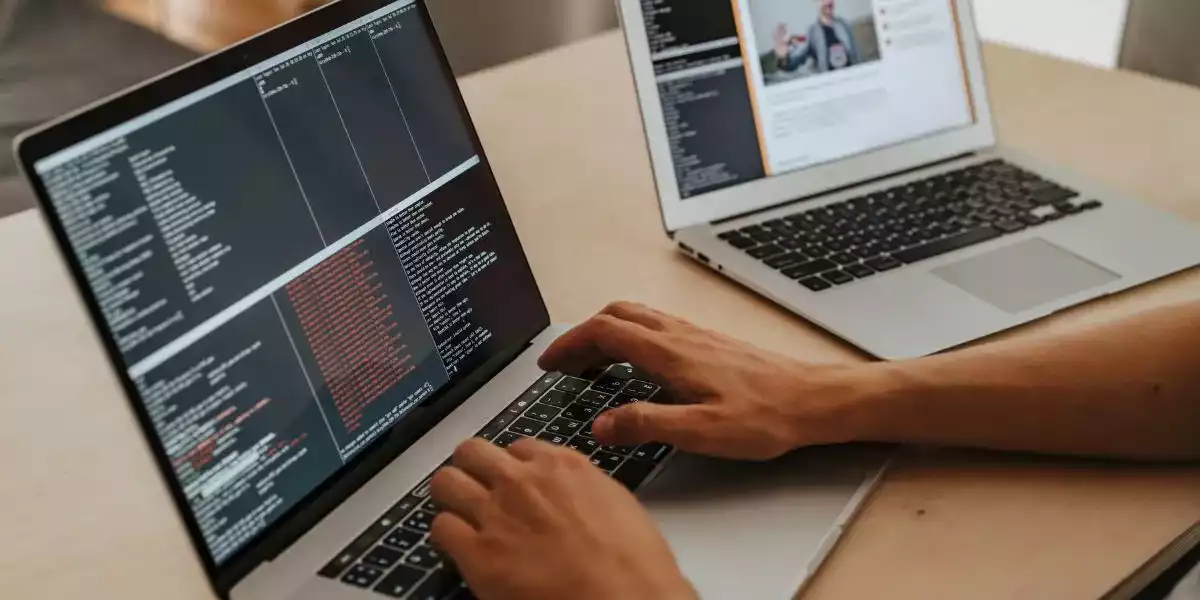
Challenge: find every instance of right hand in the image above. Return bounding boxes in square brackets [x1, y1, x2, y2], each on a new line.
[773, 23, 791, 59]
[538, 302, 884, 460]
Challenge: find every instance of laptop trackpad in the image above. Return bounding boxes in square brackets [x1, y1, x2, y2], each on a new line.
[932, 238, 1120, 314]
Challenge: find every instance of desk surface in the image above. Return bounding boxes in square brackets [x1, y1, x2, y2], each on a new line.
[2, 32, 1199, 599]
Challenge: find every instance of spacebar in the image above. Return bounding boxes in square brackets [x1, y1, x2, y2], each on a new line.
[893, 226, 1002, 264]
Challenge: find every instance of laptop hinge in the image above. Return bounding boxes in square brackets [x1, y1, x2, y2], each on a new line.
[711, 151, 978, 226]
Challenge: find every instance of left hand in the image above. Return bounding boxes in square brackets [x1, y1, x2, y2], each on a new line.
[429, 438, 697, 600]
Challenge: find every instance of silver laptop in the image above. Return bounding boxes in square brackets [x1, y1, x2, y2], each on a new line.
[618, 0, 1200, 359]
[14, 1, 888, 599]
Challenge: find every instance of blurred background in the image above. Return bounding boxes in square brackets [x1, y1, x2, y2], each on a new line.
[1, 0, 1198, 219]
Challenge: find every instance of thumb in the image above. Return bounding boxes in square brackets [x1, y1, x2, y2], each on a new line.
[592, 402, 713, 448]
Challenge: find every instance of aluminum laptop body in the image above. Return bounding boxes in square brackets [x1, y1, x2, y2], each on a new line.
[14, 1, 888, 598]
[618, 0, 1200, 359]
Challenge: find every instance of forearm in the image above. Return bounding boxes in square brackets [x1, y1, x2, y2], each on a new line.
[854, 302, 1200, 460]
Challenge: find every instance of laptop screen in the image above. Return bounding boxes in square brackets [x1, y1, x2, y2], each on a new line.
[636, 0, 977, 200]
[29, 0, 544, 566]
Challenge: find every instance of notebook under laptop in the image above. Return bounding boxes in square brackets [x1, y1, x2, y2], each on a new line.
[14, 1, 888, 598]
[617, 0, 1200, 359]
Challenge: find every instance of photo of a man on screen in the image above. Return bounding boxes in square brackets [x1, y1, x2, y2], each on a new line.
[773, 0, 861, 73]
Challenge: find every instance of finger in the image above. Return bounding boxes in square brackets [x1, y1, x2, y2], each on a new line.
[592, 402, 719, 449]
[506, 437, 559, 462]
[429, 512, 478, 562]
[538, 314, 675, 375]
[601, 301, 670, 331]
[451, 438, 523, 488]
[429, 467, 489, 527]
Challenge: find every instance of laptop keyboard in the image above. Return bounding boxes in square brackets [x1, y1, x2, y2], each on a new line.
[316, 366, 675, 599]
[718, 159, 1103, 292]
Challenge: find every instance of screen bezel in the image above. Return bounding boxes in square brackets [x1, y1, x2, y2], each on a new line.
[617, 0, 998, 233]
[14, 1, 550, 595]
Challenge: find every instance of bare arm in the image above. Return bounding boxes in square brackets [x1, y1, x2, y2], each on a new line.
[539, 302, 1200, 462]
[862, 301, 1200, 460]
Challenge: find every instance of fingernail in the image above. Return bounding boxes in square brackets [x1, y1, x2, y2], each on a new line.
[592, 413, 614, 438]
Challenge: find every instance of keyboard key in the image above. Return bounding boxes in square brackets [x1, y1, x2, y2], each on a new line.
[374, 565, 427, 598]
[493, 431, 524, 448]
[562, 402, 599, 421]
[605, 365, 634, 380]
[624, 380, 659, 396]
[830, 253, 858, 266]
[591, 452, 625, 472]
[319, 515, 395, 578]
[799, 277, 832, 292]
[503, 397, 535, 417]
[567, 436, 600, 454]
[545, 417, 583, 436]
[612, 459, 657, 491]
[411, 569, 464, 600]
[764, 252, 806, 269]
[717, 230, 742, 240]
[600, 444, 638, 456]
[823, 270, 854, 285]
[382, 528, 424, 552]
[781, 259, 838, 280]
[995, 219, 1025, 233]
[747, 244, 786, 259]
[589, 376, 624, 394]
[403, 511, 436, 534]
[845, 263, 876, 279]
[341, 563, 384, 588]
[362, 545, 405, 569]
[893, 226, 1001, 264]
[1080, 200, 1103, 211]
[523, 403, 560, 423]
[865, 256, 903, 272]
[538, 390, 574, 408]
[529, 373, 562, 394]
[632, 443, 673, 464]
[1032, 187, 1077, 205]
[508, 417, 546, 437]
[1055, 201, 1082, 215]
[726, 236, 756, 250]
[320, 547, 367, 579]
[577, 390, 613, 406]
[384, 494, 424, 523]
[404, 544, 443, 569]
[537, 431, 570, 445]
[555, 376, 590, 394]
[608, 393, 639, 408]
[476, 424, 505, 443]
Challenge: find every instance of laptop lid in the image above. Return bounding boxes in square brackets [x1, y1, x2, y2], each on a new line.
[618, 0, 997, 233]
[15, 0, 548, 595]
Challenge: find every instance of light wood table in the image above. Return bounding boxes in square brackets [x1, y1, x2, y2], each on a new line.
[2, 32, 1199, 600]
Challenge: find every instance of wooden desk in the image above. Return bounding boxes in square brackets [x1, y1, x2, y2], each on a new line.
[1, 32, 1198, 599]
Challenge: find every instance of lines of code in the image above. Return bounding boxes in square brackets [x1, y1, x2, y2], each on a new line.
[284, 239, 424, 451]
[385, 198, 497, 375]
[133, 144, 229, 303]
[34, 1, 544, 567]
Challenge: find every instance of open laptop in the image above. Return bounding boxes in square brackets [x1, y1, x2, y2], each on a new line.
[617, 0, 1200, 359]
[14, 1, 889, 599]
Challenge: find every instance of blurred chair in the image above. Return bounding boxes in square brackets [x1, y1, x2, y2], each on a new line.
[425, 0, 617, 74]
[1119, 0, 1200, 87]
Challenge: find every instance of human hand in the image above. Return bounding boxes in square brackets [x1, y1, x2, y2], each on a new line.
[429, 438, 697, 600]
[538, 302, 884, 460]
[773, 23, 791, 58]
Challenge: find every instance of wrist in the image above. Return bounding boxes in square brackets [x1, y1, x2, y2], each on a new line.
[844, 361, 925, 444]
[785, 361, 921, 448]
